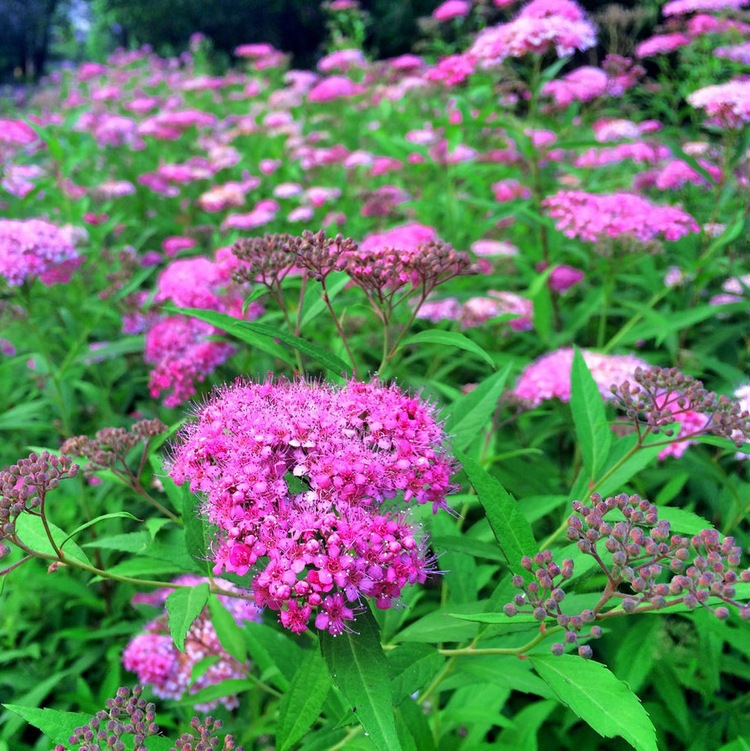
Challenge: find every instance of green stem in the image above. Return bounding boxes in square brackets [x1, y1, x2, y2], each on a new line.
[320, 276, 358, 378]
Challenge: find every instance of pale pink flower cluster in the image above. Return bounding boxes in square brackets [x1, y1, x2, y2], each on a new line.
[492, 178, 531, 202]
[653, 159, 721, 190]
[574, 141, 671, 168]
[512, 348, 650, 406]
[425, 54, 476, 87]
[123, 575, 260, 711]
[688, 79, 750, 127]
[716, 43, 750, 65]
[168, 377, 456, 634]
[709, 273, 750, 306]
[663, 0, 749, 15]
[468, 0, 597, 65]
[433, 0, 472, 21]
[592, 118, 661, 142]
[0, 219, 81, 286]
[635, 33, 691, 59]
[542, 190, 700, 243]
[308, 76, 364, 102]
[417, 291, 533, 330]
[318, 48, 368, 73]
[542, 66, 609, 107]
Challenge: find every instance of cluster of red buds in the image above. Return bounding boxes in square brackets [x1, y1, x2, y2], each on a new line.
[230, 232, 298, 289]
[174, 716, 242, 751]
[611, 367, 750, 446]
[61, 419, 166, 477]
[1, 451, 78, 556]
[56, 685, 159, 751]
[504, 493, 750, 657]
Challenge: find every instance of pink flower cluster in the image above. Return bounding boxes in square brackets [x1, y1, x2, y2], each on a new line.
[635, 33, 691, 59]
[688, 79, 750, 128]
[512, 348, 650, 407]
[417, 291, 534, 330]
[123, 575, 260, 711]
[542, 190, 700, 243]
[168, 376, 457, 634]
[716, 42, 750, 65]
[542, 66, 609, 107]
[143, 250, 262, 407]
[663, 0, 749, 15]
[0, 218, 81, 286]
[469, 0, 597, 65]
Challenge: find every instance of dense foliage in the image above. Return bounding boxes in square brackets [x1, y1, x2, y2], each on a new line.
[2, 1, 750, 749]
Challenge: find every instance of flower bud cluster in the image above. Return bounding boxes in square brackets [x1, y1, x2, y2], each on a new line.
[231, 232, 299, 288]
[1, 452, 78, 548]
[56, 685, 159, 751]
[174, 716, 242, 751]
[506, 493, 750, 656]
[611, 367, 750, 448]
[230, 230, 473, 311]
[502, 551, 597, 658]
[61, 419, 166, 476]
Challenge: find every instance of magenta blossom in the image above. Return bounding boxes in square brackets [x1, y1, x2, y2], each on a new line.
[168, 376, 457, 634]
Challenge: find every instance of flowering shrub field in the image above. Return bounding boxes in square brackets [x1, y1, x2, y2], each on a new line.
[3, 0, 750, 748]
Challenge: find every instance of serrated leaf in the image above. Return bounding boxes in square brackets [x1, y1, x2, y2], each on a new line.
[444, 366, 511, 451]
[455, 450, 537, 577]
[243, 621, 303, 691]
[277, 648, 332, 751]
[2, 705, 90, 746]
[570, 348, 611, 480]
[530, 655, 657, 751]
[14, 514, 92, 568]
[182, 486, 206, 565]
[320, 606, 401, 751]
[166, 583, 210, 652]
[400, 330, 496, 369]
[388, 644, 444, 704]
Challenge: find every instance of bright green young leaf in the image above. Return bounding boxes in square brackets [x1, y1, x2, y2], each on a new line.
[59, 512, 141, 549]
[2, 705, 90, 746]
[399, 330, 496, 369]
[166, 583, 210, 652]
[444, 365, 511, 451]
[319, 606, 402, 751]
[455, 450, 537, 576]
[570, 348, 611, 480]
[208, 595, 247, 663]
[14, 514, 92, 568]
[276, 648, 332, 751]
[530, 655, 657, 751]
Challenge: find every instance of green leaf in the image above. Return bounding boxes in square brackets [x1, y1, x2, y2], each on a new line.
[277, 648, 332, 751]
[320, 606, 401, 751]
[182, 485, 207, 565]
[388, 644, 444, 704]
[59, 512, 141, 549]
[174, 678, 252, 707]
[13, 514, 92, 568]
[400, 330, 496, 369]
[300, 271, 350, 327]
[169, 305, 352, 374]
[2, 705, 90, 746]
[455, 450, 537, 576]
[594, 433, 664, 498]
[443, 366, 511, 451]
[166, 583, 210, 652]
[208, 595, 247, 663]
[530, 655, 657, 751]
[243, 621, 303, 691]
[570, 348, 611, 480]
